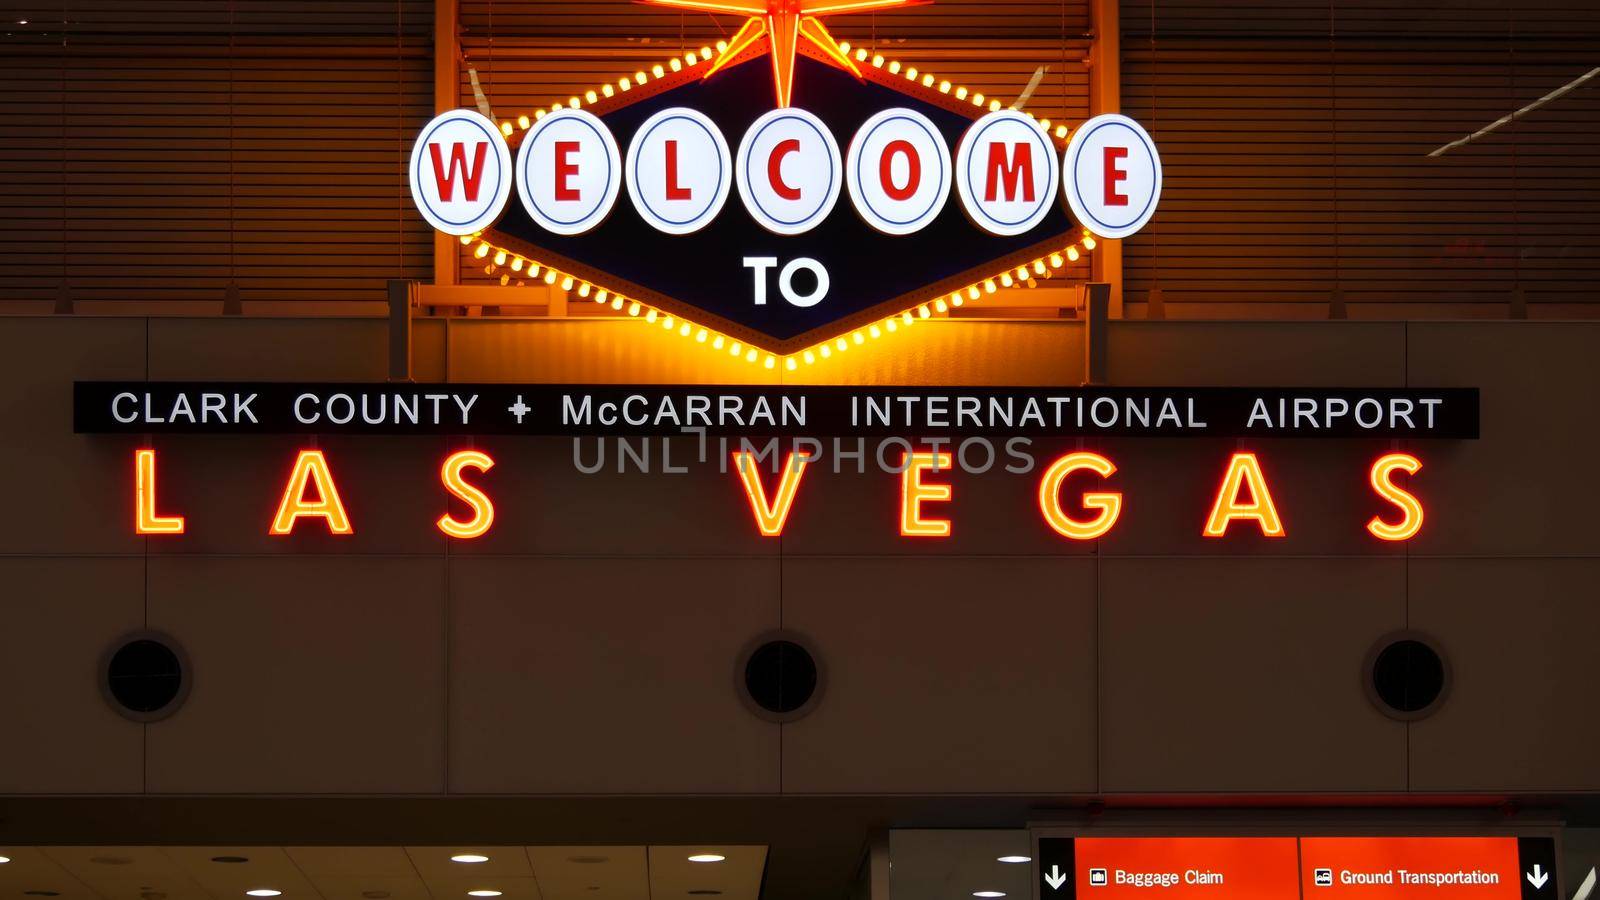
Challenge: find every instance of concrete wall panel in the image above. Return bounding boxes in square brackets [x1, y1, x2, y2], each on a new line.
[781, 557, 1097, 794]
[144, 556, 446, 793]
[448, 557, 781, 793]
[1100, 557, 1408, 792]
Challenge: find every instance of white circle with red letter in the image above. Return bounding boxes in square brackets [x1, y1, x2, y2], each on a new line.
[1062, 113, 1162, 239]
[408, 109, 513, 236]
[845, 108, 951, 236]
[516, 108, 622, 236]
[953, 109, 1060, 237]
[625, 107, 732, 236]
[735, 107, 842, 236]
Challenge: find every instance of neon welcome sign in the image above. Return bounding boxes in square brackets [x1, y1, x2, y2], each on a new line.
[406, 0, 1163, 359]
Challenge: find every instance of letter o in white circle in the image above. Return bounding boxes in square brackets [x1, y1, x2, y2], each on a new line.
[516, 108, 622, 236]
[625, 107, 732, 235]
[735, 107, 843, 236]
[1062, 113, 1163, 239]
[408, 109, 513, 236]
[845, 108, 952, 236]
[779, 257, 829, 308]
[953, 109, 1060, 237]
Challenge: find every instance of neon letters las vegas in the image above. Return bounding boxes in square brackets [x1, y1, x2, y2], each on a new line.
[129, 448, 1426, 543]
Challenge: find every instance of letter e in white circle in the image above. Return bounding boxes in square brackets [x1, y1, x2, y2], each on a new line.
[953, 109, 1060, 237]
[516, 108, 622, 236]
[1062, 113, 1162, 239]
[735, 108, 843, 236]
[626, 107, 732, 235]
[846, 108, 951, 236]
[409, 109, 513, 236]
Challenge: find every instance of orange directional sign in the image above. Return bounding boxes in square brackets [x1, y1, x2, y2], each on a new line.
[1072, 838, 1300, 900]
[1298, 837, 1541, 900]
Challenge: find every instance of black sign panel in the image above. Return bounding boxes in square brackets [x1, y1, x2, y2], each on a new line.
[74, 382, 1479, 439]
[1037, 837, 1076, 899]
[491, 53, 1078, 351]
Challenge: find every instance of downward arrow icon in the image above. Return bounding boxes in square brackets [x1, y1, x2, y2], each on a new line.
[1045, 865, 1068, 891]
[1527, 865, 1549, 890]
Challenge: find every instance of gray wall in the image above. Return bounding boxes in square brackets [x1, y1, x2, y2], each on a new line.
[1, 316, 1597, 799]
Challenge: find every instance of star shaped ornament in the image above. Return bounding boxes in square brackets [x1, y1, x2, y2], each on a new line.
[639, 0, 930, 107]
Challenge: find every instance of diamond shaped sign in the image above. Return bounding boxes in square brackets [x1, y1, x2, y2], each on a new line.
[410, 31, 1163, 360]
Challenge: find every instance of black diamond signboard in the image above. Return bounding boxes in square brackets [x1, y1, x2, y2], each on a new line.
[492, 52, 1078, 352]
[406, 18, 1164, 362]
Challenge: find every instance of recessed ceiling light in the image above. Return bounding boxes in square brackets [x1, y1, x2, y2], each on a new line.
[974, 892, 1007, 898]
[467, 892, 503, 897]
[0, 857, 11, 865]
[451, 856, 490, 864]
[23, 891, 59, 897]
[246, 890, 282, 897]
[997, 856, 1031, 864]
[212, 857, 250, 864]
[687, 855, 726, 864]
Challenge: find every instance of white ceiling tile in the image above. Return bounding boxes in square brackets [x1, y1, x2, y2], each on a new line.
[525, 847, 647, 900]
[163, 848, 321, 900]
[402, 850, 530, 881]
[299, 875, 432, 900]
[420, 876, 541, 900]
[284, 851, 418, 879]
[0, 849, 99, 900]
[646, 847, 766, 900]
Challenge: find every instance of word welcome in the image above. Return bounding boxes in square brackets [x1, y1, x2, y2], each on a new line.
[409, 106, 1161, 240]
[130, 448, 1425, 543]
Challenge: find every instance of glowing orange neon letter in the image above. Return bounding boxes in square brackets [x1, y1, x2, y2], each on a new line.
[900, 451, 954, 538]
[733, 451, 810, 537]
[438, 450, 496, 539]
[134, 448, 185, 535]
[270, 449, 353, 535]
[1038, 451, 1122, 540]
[1203, 452, 1285, 538]
[1368, 452, 1424, 541]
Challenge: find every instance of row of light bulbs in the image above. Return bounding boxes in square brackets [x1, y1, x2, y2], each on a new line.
[463, 231, 1097, 371]
[491, 39, 1073, 143]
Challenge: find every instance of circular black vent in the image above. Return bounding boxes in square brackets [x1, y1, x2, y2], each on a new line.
[738, 633, 824, 722]
[1365, 633, 1449, 720]
[101, 633, 190, 722]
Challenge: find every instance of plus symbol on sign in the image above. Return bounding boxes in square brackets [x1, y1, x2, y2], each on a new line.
[508, 395, 531, 424]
